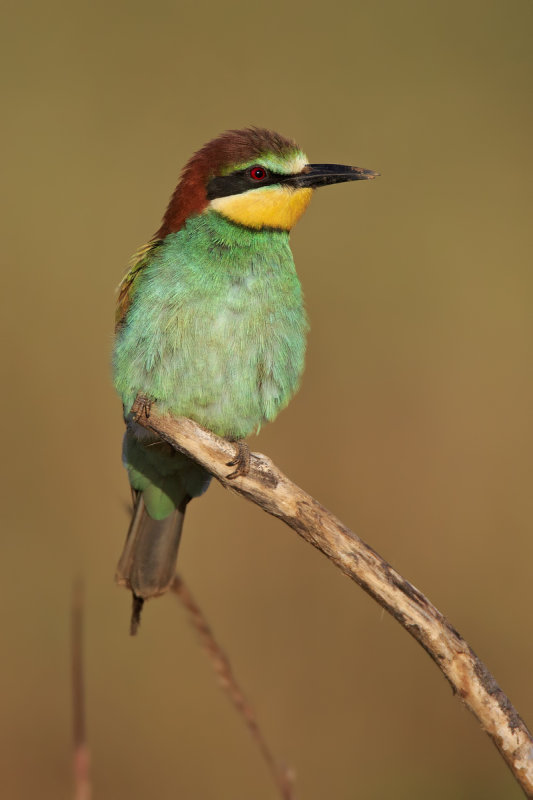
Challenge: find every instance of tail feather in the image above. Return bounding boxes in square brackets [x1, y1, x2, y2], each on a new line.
[115, 493, 188, 633]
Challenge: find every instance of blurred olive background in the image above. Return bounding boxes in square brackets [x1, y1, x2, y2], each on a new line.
[1, 0, 532, 797]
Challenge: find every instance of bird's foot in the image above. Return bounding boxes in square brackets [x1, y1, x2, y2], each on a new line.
[226, 441, 250, 479]
[135, 394, 153, 420]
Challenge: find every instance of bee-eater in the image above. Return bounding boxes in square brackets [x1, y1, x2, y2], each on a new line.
[113, 127, 378, 631]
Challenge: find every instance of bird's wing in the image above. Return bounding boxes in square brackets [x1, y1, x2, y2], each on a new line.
[115, 239, 161, 330]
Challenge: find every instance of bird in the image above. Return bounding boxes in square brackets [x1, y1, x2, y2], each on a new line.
[113, 127, 378, 633]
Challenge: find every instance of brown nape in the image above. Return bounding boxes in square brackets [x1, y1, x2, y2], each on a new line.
[156, 127, 300, 238]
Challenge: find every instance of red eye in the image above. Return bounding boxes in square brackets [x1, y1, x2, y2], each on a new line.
[250, 166, 267, 181]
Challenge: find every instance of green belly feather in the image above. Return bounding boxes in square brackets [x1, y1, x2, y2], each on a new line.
[114, 210, 308, 440]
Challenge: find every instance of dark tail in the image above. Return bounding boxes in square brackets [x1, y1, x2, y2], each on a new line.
[115, 493, 188, 634]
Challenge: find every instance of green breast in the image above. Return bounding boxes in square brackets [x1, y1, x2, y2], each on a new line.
[113, 211, 308, 439]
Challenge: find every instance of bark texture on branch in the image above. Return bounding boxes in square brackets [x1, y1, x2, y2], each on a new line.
[131, 396, 533, 797]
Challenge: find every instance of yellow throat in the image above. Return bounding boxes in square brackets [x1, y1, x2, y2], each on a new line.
[209, 186, 313, 231]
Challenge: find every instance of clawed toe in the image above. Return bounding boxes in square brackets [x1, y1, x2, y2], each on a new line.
[135, 394, 153, 420]
[226, 441, 250, 479]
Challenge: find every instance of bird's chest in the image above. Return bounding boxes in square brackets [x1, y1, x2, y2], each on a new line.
[163, 264, 307, 435]
[185, 268, 304, 379]
[208, 271, 286, 349]
[115, 220, 307, 437]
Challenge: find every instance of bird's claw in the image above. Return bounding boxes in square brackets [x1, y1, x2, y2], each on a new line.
[226, 441, 250, 479]
[135, 394, 153, 420]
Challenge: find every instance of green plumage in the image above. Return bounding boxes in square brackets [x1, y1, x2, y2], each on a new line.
[113, 209, 307, 611]
[114, 210, 307, 439]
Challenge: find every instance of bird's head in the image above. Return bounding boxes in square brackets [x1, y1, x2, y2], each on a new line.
[157, 127, 378, 237]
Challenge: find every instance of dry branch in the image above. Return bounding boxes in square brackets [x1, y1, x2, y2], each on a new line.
[172, 576, 295, 799]
[131, 396, 533, 798]
[72, 580, 91, 800]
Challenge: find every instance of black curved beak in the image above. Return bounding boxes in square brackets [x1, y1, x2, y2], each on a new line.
[284, 163, 380, 189]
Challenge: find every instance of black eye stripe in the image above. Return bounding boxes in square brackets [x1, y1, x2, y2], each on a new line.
[206, 167, 289, 200]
